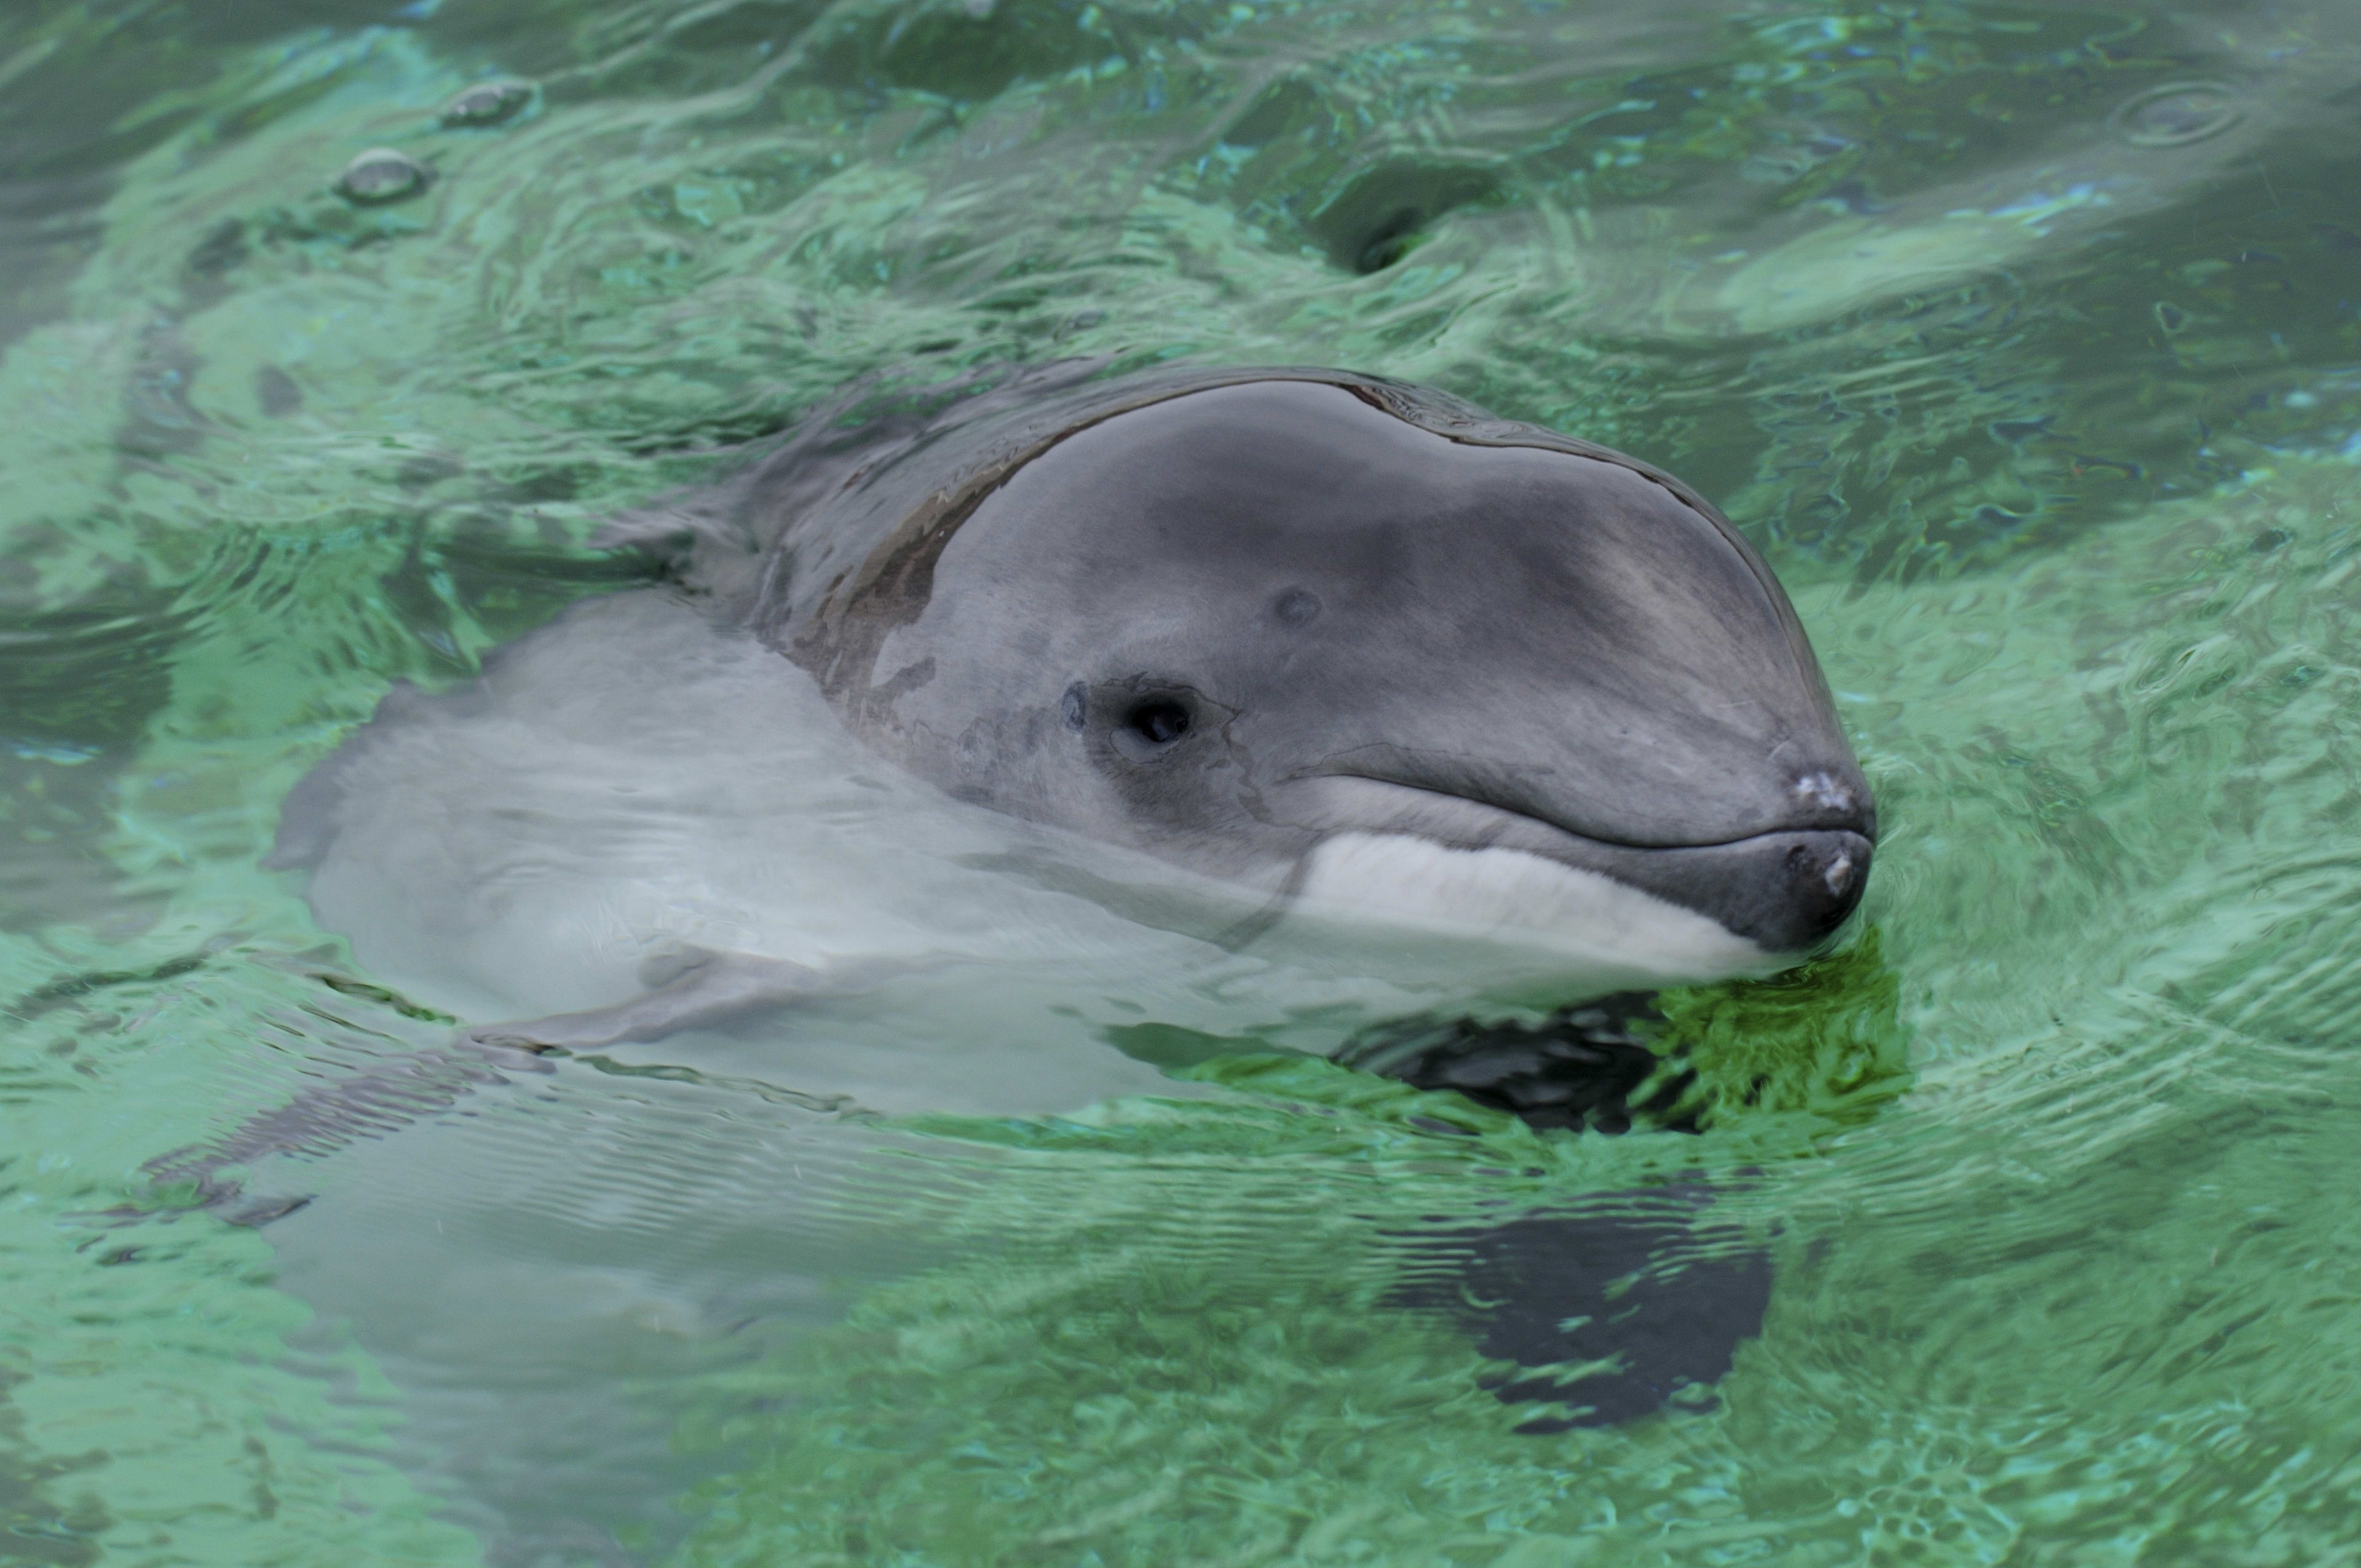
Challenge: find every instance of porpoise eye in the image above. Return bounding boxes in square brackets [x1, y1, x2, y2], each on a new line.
[1061, 681, 1088, 731]
[1125, 698, 1191, 746]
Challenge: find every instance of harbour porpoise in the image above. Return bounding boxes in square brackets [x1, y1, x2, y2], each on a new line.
[273, 363, 1872, 1109]
[186, 365, 1876, 1544]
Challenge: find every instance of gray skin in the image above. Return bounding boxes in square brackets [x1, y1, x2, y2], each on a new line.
[700, 364, 1874, 961]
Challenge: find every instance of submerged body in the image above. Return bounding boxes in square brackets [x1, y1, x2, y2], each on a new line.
[279, 365, 1874, 1112]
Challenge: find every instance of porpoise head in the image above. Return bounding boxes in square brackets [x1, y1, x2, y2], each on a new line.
[759, 373, 1872, 984]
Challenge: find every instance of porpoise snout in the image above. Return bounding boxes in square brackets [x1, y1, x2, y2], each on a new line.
[1777, 828, 1872, 949]
[1281, 760, 1875, 958]
[1591, 825, 1872, 957]
[1791, 770, 1874, 835]
[1678, 768, 1872, 952]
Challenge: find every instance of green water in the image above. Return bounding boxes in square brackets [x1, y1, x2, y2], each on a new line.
[6, 0, 2361, 1562]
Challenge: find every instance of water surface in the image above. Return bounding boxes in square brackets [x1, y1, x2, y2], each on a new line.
[6, 0, 2361, 1563]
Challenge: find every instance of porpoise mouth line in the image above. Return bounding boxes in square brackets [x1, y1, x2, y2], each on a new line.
[1309, 773, 1870, 857]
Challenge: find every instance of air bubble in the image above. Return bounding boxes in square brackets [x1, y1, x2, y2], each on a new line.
[2109, 82, 2242, 148]
[442, 80, 534, 128]
[336, 148, 432, 204]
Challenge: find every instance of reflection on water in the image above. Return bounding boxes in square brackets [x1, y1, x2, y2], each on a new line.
[6, 0, 2361, 1563]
